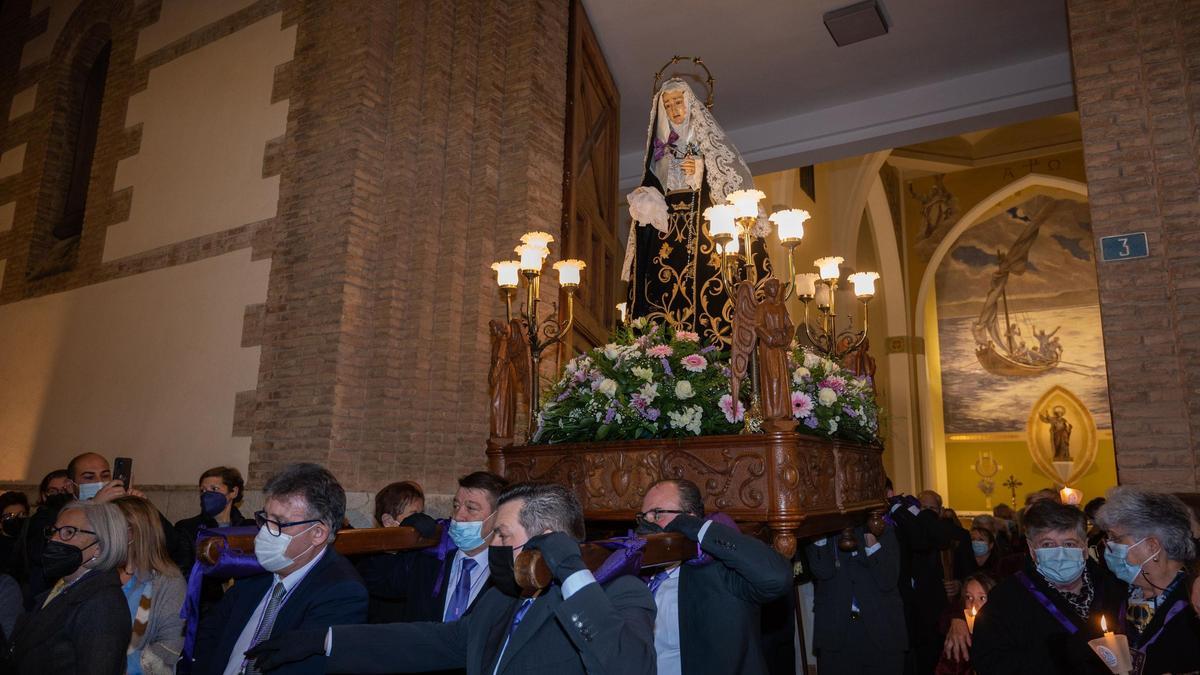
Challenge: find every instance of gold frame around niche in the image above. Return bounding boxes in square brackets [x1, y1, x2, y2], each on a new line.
[1024, 385, 1100, 486]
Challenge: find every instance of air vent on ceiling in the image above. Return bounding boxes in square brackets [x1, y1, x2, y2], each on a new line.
[824, 0, 889, 47]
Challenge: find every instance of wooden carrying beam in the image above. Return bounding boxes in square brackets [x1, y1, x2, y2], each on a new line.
[196, 525, 442, 566]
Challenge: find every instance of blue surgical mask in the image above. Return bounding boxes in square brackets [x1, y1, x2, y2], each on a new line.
[201, 491, 228, 518]
[971, 540, 990, 557]
[448, 514, 494, 551]
[1034, 546, 1086, 585]
[77, 482, 104, 501]
[1105, 538, 1154, 585]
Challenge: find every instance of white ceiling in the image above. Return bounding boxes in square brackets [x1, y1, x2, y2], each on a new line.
[581, 0, 1075, 188]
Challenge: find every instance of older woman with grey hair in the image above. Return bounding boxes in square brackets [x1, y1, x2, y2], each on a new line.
[5, 500, 133, 675]
[1096, 487, 1200, 674]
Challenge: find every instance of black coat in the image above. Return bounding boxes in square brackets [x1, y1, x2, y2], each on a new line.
[676, 521, 793, 675]
[326, 576, 657, 674]
[353, 549, 493, 624]
[1125, 574, 1200, 675]
[6, 568, 132, 675]
[192, 547, 368, 675]
[972, 559, 1125, 675]
[807, 525, 908, 656]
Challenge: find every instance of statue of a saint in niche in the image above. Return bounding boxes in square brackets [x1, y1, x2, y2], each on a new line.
[621, 77, 771, 346]
[1039, 405, 1073, 461]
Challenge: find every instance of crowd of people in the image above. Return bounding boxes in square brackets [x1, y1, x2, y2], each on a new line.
[0, 452, 1196, 675]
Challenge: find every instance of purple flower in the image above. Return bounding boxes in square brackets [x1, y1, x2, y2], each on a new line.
[643, 407, 661, 421]
[556, 389, 571, 402]
[700, 344, 719, 354]
[819, 376, 847, 394]
[842, 405, 858, 418]
[630, 393, 649, 411]
[660, 358, 673, 376]
[603, 406, 617, 424]
[803, 416, 819, 429]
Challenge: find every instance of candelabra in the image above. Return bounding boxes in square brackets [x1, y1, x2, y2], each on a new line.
[491, 232, 585, 436]
[703, 189, 879, 361]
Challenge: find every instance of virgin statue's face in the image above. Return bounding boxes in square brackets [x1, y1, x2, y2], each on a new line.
[662, 90, 687, 125]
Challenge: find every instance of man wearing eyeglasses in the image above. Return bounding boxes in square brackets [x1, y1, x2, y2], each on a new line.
[192, 463, 367, 675]
[635, 478, 792, 675]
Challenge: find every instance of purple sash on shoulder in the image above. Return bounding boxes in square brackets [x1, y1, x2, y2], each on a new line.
[1015, 570, 1081, 635]
[592, 534, 648, 584]
[422, 518, 459, 596]
[179, 525, 265, 663]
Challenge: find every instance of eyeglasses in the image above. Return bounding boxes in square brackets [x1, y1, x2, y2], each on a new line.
[635, 509, 686, 526]
[254, 511, 322, 537]
[45, 525, 96, 542]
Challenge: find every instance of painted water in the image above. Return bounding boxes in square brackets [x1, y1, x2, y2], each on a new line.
[938, 305, 1112, 433]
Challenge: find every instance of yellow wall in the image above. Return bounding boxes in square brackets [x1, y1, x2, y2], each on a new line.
[945, 436, 1117, 512]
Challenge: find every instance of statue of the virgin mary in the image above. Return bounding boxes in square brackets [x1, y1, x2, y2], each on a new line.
[621, 77, 770, 346]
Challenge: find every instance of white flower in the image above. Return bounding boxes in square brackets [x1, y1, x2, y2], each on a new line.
[803, 352, 821, 369]
[822, 358, 839, 372]
[675, 379, 695, 400]
[598, 378, 618, 398]
[818, 387, 838, 406]
[668, 405, 704, 435]
[828, 418, 839, 434]
[631, 366, 654, 381]
[631, 317, 648, 330]
[638, 382, 659, 403]
[603, 343, 621, 360]
[792, 367, 810, 384]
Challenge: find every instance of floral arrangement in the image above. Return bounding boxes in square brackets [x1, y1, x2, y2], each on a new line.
[532, 318, 879, 445]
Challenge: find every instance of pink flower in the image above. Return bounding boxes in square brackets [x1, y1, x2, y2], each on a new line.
[820, 375, 846, 394]
[646, 345, 673, 358]
[719, 394, 745, 423]
[792, 391, 814, 418]
[680, 354, 708, 372]
[675, 330, 700, 343]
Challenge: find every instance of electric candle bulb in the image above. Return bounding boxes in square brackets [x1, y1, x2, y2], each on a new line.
[553, 259, 586, 287]
[515, 244, 548, 272]
[704, 204, 737, 241]
[814, 256, 843, 282]
[795, 273, 820, 298]
[770, 209, 809, 244]
[491, 260, 520, 288]
[848, 271, 880, 298]
[520, 231, 555, 249]
[726, 189, 765, 219]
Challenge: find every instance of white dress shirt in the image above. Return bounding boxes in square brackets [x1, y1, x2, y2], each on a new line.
[224, 547, 328, 675]
[652, 520, 713, 675]
[442, 547, 492, 621]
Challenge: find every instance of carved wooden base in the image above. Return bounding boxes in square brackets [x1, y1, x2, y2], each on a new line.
[492, 432, 886, 556]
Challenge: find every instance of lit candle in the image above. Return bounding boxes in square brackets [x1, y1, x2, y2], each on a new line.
[847, 271, 880, 299]
[552, 259, 586, 287]
[515, 244, 548, 272]
[814, 256, 843, 282]
[726, 189, 765, 219]
[520, 231, 555, 249]
[704, 204, 738, 242]
[1059, 486, 1083, 506]
[795, 273, 820, 299]
[1089, 615, 1133, 674]
[616, 302, 627, 323]
[964, 606, 977, 634]
[815, 284, 831, 309]
[770, 209, 809, 244]
[490, 260, 520, 288]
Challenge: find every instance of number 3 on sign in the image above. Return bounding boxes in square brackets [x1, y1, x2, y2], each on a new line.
[1100, 232, 1149, 262]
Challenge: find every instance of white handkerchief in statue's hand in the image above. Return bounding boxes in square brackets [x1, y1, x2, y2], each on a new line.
[628, 186, 669, 233]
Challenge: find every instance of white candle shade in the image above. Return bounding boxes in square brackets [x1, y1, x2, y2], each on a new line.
[814, 256, 843, 282]
[491, 260, 520, 288]
[726, 189, 765, 219]
[770, 209, 810, 243]
[848, 271, 880, 298]
[795, 273, 820, 298]
[515, 244, 549, 272]
[720, 235, 740, 255]
[704, 204, 737, 240]
[815, 284, 831, 308]
[553, 259, 586, 287]
[520, 231, 555, 249]
[616, 302, 627, 322]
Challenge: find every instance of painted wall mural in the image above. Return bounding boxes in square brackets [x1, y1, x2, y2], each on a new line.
[934, 193, 1112, 433]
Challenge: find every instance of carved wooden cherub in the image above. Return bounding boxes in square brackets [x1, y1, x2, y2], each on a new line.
[488, 318, 528, 441]
[730, 278, 797, 432]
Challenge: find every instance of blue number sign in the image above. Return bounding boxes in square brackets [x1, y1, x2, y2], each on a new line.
[1099, 232, 1149, 262]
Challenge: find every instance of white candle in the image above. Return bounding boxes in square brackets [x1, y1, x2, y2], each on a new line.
[795, 273, 820, 298]
[552, 259, 586, 287]
[848, 271, 880, 298]
[814, 256, 843, 282]
[726, 189, 765, 219]
[491, 260, 520, 288]
[1089, 615, 1133, 674]
[770, 208, 809, 244]
[815, 284, 831, 309]
[1059, 486, 1082, 506]
[965, 606, 977, 634]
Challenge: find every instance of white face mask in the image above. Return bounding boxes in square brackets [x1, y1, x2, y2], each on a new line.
[254, 523, 316, 572]
[77, 482, 104, 501]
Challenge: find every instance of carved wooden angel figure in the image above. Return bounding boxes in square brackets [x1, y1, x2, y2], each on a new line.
[488, 318, 528, 443]
[729, 279, 797, 433]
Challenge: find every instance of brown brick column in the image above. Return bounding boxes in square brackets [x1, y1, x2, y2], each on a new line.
[1068, 0, 1200, 489]
[249, 0, 569, 494]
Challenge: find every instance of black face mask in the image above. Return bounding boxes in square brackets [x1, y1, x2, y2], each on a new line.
[1, 518, 23, 538]
[635, 521, 664, 535]
[42, 539, 94, 579]
[43, 493, 72, 512]
[488, 545, 523, 597]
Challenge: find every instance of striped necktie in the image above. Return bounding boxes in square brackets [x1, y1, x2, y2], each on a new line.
[246, 582, 287, 675]
[647, 570, 672, 595]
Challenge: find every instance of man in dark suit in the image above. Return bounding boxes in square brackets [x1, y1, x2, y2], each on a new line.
[635, 478, 793, 675]
[192, 463, 368, 675]
[246, 481, 657, 674]
[807, 524, 907, 675]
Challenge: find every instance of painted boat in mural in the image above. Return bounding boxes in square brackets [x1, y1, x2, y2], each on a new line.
[971, 205, 1062, 377]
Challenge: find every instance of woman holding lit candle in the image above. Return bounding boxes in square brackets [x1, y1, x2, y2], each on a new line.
[935, 572, 996, 675]
[971, 500, 1126, 674]
[1094, 487, 1200, 674]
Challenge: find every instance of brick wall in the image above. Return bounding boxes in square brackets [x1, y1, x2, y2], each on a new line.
[1068, 0, 1200, 489]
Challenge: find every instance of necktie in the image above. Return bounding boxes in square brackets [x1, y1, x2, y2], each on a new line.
[647, 570, 672, 595]
[445, 557, 478, 621]
[493, 598, 534, 674]
[246, 582, 287, 675]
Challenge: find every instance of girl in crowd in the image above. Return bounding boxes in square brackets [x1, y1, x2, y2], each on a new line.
[936, 572, 996, 675]
[114, 496, 187, 674]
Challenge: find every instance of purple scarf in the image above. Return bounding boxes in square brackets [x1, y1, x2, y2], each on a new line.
[179, 526, 265, 663]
